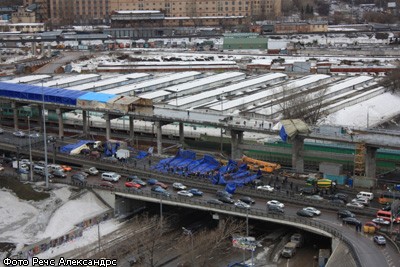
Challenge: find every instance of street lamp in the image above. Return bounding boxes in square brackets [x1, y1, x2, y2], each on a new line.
[28, 116, 33, 182]
[182, 227, 194, 267]
[41, 81, 49, 189]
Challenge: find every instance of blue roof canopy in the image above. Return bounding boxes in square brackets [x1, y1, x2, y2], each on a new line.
[78, 92, 117, 103]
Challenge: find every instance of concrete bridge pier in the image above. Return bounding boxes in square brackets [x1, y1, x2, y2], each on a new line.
[156, 121, 162, 155]
[129, 116, 134, 143]
[231, 130, 244, 159]
[365, 146, 378, 180]
[115, 195, 146, 217]
[82, 110, 88, 136]
[11, 101, 18, 130]
[179, 122, 184, 148]
[56, 108, 64, 139]
[292, 136, 305, 173]
[104, 113, 111, 140]
[38, 105, 44, 133]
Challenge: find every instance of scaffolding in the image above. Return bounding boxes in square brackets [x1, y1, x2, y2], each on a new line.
[354, 142, 366, 176]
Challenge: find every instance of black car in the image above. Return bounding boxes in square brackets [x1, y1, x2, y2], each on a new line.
[216, 190, 232, 198]
[333, 193, 349, 203]
[267, 205, 284, 214]
[218, 196, 234, 204]
[331, 199, 345, 205]
[300, 187, 317, 195]
[381, 204, 391, 211]
[337, 209, 355, 218]
[240, 196, 255, 205]
[343, 217, 361, 225]
[297, 209, 314, 217]
[207, 199, 224, 205]
[53, 170, 66, 178]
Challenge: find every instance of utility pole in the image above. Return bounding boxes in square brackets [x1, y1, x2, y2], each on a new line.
[28, 116, 33, 182]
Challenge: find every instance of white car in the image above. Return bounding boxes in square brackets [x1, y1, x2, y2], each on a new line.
[177, 190, 193, 197]
[101, 172, 121, 182]
[234, 200, 251, 209]
[0, 164, 4, 171]
[173, 182, 187, 190]
[267, 200, 284, 208]
[372, 217, 390, 226]
[346, 202, 364, 209]
[303, 207, 321, 216]
[257, 185, 274, 192]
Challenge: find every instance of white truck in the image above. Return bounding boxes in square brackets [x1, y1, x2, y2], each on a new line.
[115, 149, 130, 160]
[281, 242, 297, 258]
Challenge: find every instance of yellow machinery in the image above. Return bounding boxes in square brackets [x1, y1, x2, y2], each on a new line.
[241, 155, 281, 173]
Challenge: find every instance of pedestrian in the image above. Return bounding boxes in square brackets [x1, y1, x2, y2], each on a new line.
[134, 160, 137, 168]
[187, 110, 190, 116]
[290, 181, 293, 190]
[286, 190, 289, 196]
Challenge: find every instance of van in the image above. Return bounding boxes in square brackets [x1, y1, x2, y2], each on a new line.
[357, 192, 374, 200]
[49, 164, 63, 172]
[33, 165, 46, 175]
[101, 172, 121, 182]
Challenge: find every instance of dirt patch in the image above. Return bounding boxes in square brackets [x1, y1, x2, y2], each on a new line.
[0, 174, 50, 201]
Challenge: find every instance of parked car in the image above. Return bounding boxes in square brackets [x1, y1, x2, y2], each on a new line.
[351, 197, 370, 206]
[28, 132, 40, 138]
[151, 185, 170, 197]
[99, 181, 115, 189]
[173, 182, 187, 190]
[297, 209, 314, 217]
[381, 204, 391, 211]
[125, 182, 141, 189]
[337, 210, 355, 218]
[147, 178, 158, 185]
[257, 185, 274, 192]
[334, 193, 349, 203]
[267, 200, 284, 208]
[331, 199, 345, 205]
[188, 188, 203, 196]
[346, 202, 364, 209]
[234, 200, 251, 209]
[155, 181, 168, 189]
[306, 195, 324, 201]
[53, 170, 66, 178]
[216, 190, 232, 198]
[302, 207, 321, 216]
[13, 131, 25, 138]
[218, 196, 234, 204]
[342, 217, 361, 225]
[101, 172, 121, 182]
[131, 178, 146, 186]
[177, 190, 193, 197]
[207, 199, 224, 205]
[373, 235, 386, 245]
[0, 128, 4, 134]
[372, 217, 390, 226]
[240, 196, 255, 205]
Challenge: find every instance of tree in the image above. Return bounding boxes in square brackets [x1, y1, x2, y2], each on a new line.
[380, 68, 400, 94]
[316, 1, 330, 16]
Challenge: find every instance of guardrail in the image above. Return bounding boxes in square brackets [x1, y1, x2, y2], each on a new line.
[58, 180, 362, 267]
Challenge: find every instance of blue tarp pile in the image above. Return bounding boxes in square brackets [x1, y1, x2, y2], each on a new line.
[136, 151, 148, 159]
[60, 140, 93, 154]
[104, 141, 120, 157]
[212, 161, 262, 186]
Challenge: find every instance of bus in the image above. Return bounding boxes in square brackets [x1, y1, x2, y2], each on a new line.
[378, 192, 400, 204]
[376, 210, 400, 224]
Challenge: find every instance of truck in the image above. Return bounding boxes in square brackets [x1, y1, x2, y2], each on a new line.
[290, 233, 304, 248]
[281, 242, 297, 258]
[115, 149, 130, 160]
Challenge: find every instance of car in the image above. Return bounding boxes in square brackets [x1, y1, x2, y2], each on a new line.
[334, 193, 349, 203]
[151, 185, 171, 197]
[53, 170, 66, 178]
[346, 202, 364, 209]
[267, 200, 284, 208]
[331, 199, 345, 205]
[240, 196, 255, 205]
[28, 132, 40, 138]
[299, 187, 316, 195]
[36, 161, 46, 167]
[47, 135, 57, 143]
[188, 188, 203, 196]
[234, 200, 251, 209]
[302, 207, 321, 216]
[381, 204, 391, 211]
[71, 173, 86, 183]
[61, 165, 72, 172]
[13, 131, 25, 138]
[297, 209, 314, 217]
[306, 195, 324, 201]
[364, 221, 381, 231]
[177, 190, 193, 197]
[207, 199, 224, 205]
[155, 181, 168, 189]
[126, 175, 138, 181]
[342, 217, 361, 225]
[337, 210, 355, 218]
[216, 190, 232, 198]
[256, 185, 274, 192]
[75, 171, 89, 177]
[0, 128, 4, 134]
[147, 178, 158, 185]
[218, 196, 235, 204]
[173, 182, 187, 190]
[99, 181, 115, 189]
[373, 235, 386, 245]
[372, 217, 391, 226]
[0, 164, 4, 171]
[131, 178, 146, 186]
[101, 172, 121, 182]
[20, 159, 31, 165]
[351, 197, 369, 206]
[267, 205, 284, 214]
[125, 182, 141, 189]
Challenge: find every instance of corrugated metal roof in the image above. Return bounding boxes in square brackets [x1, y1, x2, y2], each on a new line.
[78, 92, 116, 103]
[0, 82, 87, 106]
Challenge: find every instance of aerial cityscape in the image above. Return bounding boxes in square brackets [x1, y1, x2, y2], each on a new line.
[0, 0, 400, 267]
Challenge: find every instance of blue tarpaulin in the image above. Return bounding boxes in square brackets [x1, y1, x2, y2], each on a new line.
[279, 125, 288, 142]
[225, 183, 237, 194]
[136, 151, 148, 159]
[60, 140, 94, 154]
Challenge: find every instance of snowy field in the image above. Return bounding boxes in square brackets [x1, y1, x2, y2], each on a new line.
[0, 184, 112, 260]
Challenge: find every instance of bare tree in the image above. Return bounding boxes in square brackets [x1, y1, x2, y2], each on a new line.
[380, 68, 400, 94]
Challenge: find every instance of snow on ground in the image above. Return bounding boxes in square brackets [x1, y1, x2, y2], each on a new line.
[320, 92, 400, 128]
[37, 191, 109, 239]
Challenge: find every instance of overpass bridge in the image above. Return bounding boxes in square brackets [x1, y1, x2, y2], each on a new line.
[1, 83, 400, 181]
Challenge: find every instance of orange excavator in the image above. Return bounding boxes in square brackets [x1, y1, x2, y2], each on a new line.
[241, 155, 281, 173]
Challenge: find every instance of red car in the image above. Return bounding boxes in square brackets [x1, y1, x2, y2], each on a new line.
[155, 181, 168, 189]
[125, 181, 142, 189]
[99, 181, 114, 189]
